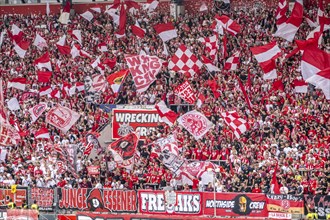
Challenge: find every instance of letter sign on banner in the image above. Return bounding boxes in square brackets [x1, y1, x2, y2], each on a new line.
[138, 190, 202, 215]
[112, 108, 162, 140]
[174, 80, 197, 104]
[31, 188, 54, 211]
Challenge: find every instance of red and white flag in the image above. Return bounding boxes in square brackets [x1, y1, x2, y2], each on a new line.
[198, 35, 218, 60]
[39, 86, 52, 96]
[56, 44, 71, 55]
[196, 93, 205, 108]
[106, 69, 128, 94]
[153, 135, 180, 157]
[37, 71, 52, 83]
[221, 111, 250, 139]
[97, 42, 108, 52]
[115, 4, 127, 39]
[28, 102, 47, 123]
[35, 127, 50, 139]
[56, 35, 66, 46]
[177, 110, 213, 140]
[174, 80, 197, 104]
[274, 0, 303, 42]
[33, 33, 47, 50]
[13, 40, 30, 58]
[90, 7, 101, 13]
[9, 24, 23, 43]
[155, 101, 178, 127]
[34, 52, 52, 71]
[50, 88, 61, 99]
[58, 0, 71, 24]
[0, 123, 21, 146]
[250, 41, 281, 80]
[201, 55, 220, 72]
[76, 82, 85, 92]
[92, 74, 107, 92]
[275, 0, 288, 23]
[224, 51, 240, 71]
[200, 3, 208, 12]
[153, 23, 178, 42]
[46, 105, 80, 133]
[70, 30, 82, 45]
[7, 98, 20, 111]
[108, 132, 139, 169]
[306, 67, 330, 100]
[305, 14, 317, 28]
[7, 78, 26, 91]
[125, 54, 162, 93]
[215, 15, 241, 36]
[80, 11, 94, 22]
[301, 45, 330, 80]
[131, 21, 146, 38]
[293, 79, 308, 93]
[168, 44, 203, 77]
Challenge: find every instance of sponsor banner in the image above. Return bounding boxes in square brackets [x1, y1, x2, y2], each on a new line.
[31, 187, 54, 211]
[304, 194, 330, 219]
[203, 193, 267, 217]
[138, 190, 202, 215]
[266, 194, 304, 214]
[268, 212, 292, 219]
[0, 187, 27, 208]
[58, 188, 137, 213]
[87, 166, 100, 175]
[112, 108, 162, 139]
[7, 209, 38, 220]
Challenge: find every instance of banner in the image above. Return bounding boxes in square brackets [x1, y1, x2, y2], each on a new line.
[0, 187, 27, 208]
[92, 74, 107, 92]
[267, 194, 304, 214]
[87, 166, 100, 175]
[58, 188, 137, 213]
[7, 209, 38, 220]
[304, 194, 330, 219]
[31, 187, 54, 211]
[46, 105, 80, 133]
[125, 54, 162, 93]
[112, 108, 162, 139]
[0, 123, 21, 146]
[203, 193, 268, 217]
[138, 190, 202, 215]
[174, 80, 197, 104]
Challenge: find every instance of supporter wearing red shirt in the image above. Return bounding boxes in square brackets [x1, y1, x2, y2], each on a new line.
[252, 184, 262, 193]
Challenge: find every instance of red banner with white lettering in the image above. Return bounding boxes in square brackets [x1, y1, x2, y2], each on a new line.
[203, 192, 268, 217]
[174, 80, 197, 104]
[0, 187, 28, 208]
[87, 165, 100, 175]
[138, 190, 202, 215]
[31, 187, 54, 211]
[125, 54, 162, 93]
[112, 108, 162, 139]
[58, 188, 137, 213]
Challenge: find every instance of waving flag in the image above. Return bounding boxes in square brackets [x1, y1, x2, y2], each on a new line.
[7, 78, 26, 91]
[9, 24, 23, 43]
[274, 0, 303, 42]
[168, 44, 203, 77]
[14, 40, 30, 58]
[35, 128, 50, 139]
[131, 21, 146, 38]
[177, 110, 213, 140]
[306, 67, 330, 99]
[224, 51, 240, 71]
[33, 33, 47, 50]
[39, 86, 52, 96]
[221, 111, 250, 139]
[106, 69, 128, 94]
[201, 56, 220, 72]
[37, 71, 52, 83]
[28, 102, 47, 122]
[45, 105, 80, 133]
[56, 44, 71, 55]
[115, 4, 127, 38]
[34, 52, 52, 71]
[196, 93, 205, 108]
[215, 15, 241, 36]
[58, 0, 71, 24]
[80, 11, 94, 22]
[97, 42, 108, 52]
[155, 101, 178, 127]
[198, 35, 218, 60]
[275, 0, 288, 25]
[70, 30, 82, 45]
[108, 132, 139, 169]
[125, 55, 162, 93]
[153, 23, 178, 42]
[174, 80, 197, 104]
[293, 79, 308, 93]
[250, 41, 281, 80]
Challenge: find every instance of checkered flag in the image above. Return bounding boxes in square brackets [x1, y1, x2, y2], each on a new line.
[168, 44, 203, 77]
[221, 111, 250, 139]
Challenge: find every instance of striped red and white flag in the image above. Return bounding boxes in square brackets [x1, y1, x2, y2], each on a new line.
[39, 86, 52, 96]
[153, 23, 178, 42]
[293, 79, 308, 93]
[35, 127, 50, 139]
[34, 52, 52, 71]
[7, 78, 26, 91]
[306, 67, 330, 100]
[155, 101, 178, 127]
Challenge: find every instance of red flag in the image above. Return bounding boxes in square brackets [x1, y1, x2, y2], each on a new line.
[236, 75, 253, 111]
[37, 71, 52, 83]
[103, 57, 117, 69]
[115, 4, 127, 38]
[272, 79, 284, 91]
[131, 21, 146, 38]
[207, 79, 220, 98]
[56, 44, 71, 55]
[271, 164, 280, 194]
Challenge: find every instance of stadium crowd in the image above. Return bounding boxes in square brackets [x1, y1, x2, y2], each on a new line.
[0, 0, 329, 197]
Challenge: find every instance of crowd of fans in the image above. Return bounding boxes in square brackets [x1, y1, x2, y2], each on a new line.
[0, 0, 329, 197]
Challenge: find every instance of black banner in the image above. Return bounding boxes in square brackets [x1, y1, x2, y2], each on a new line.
[304, 194, 330, 219]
